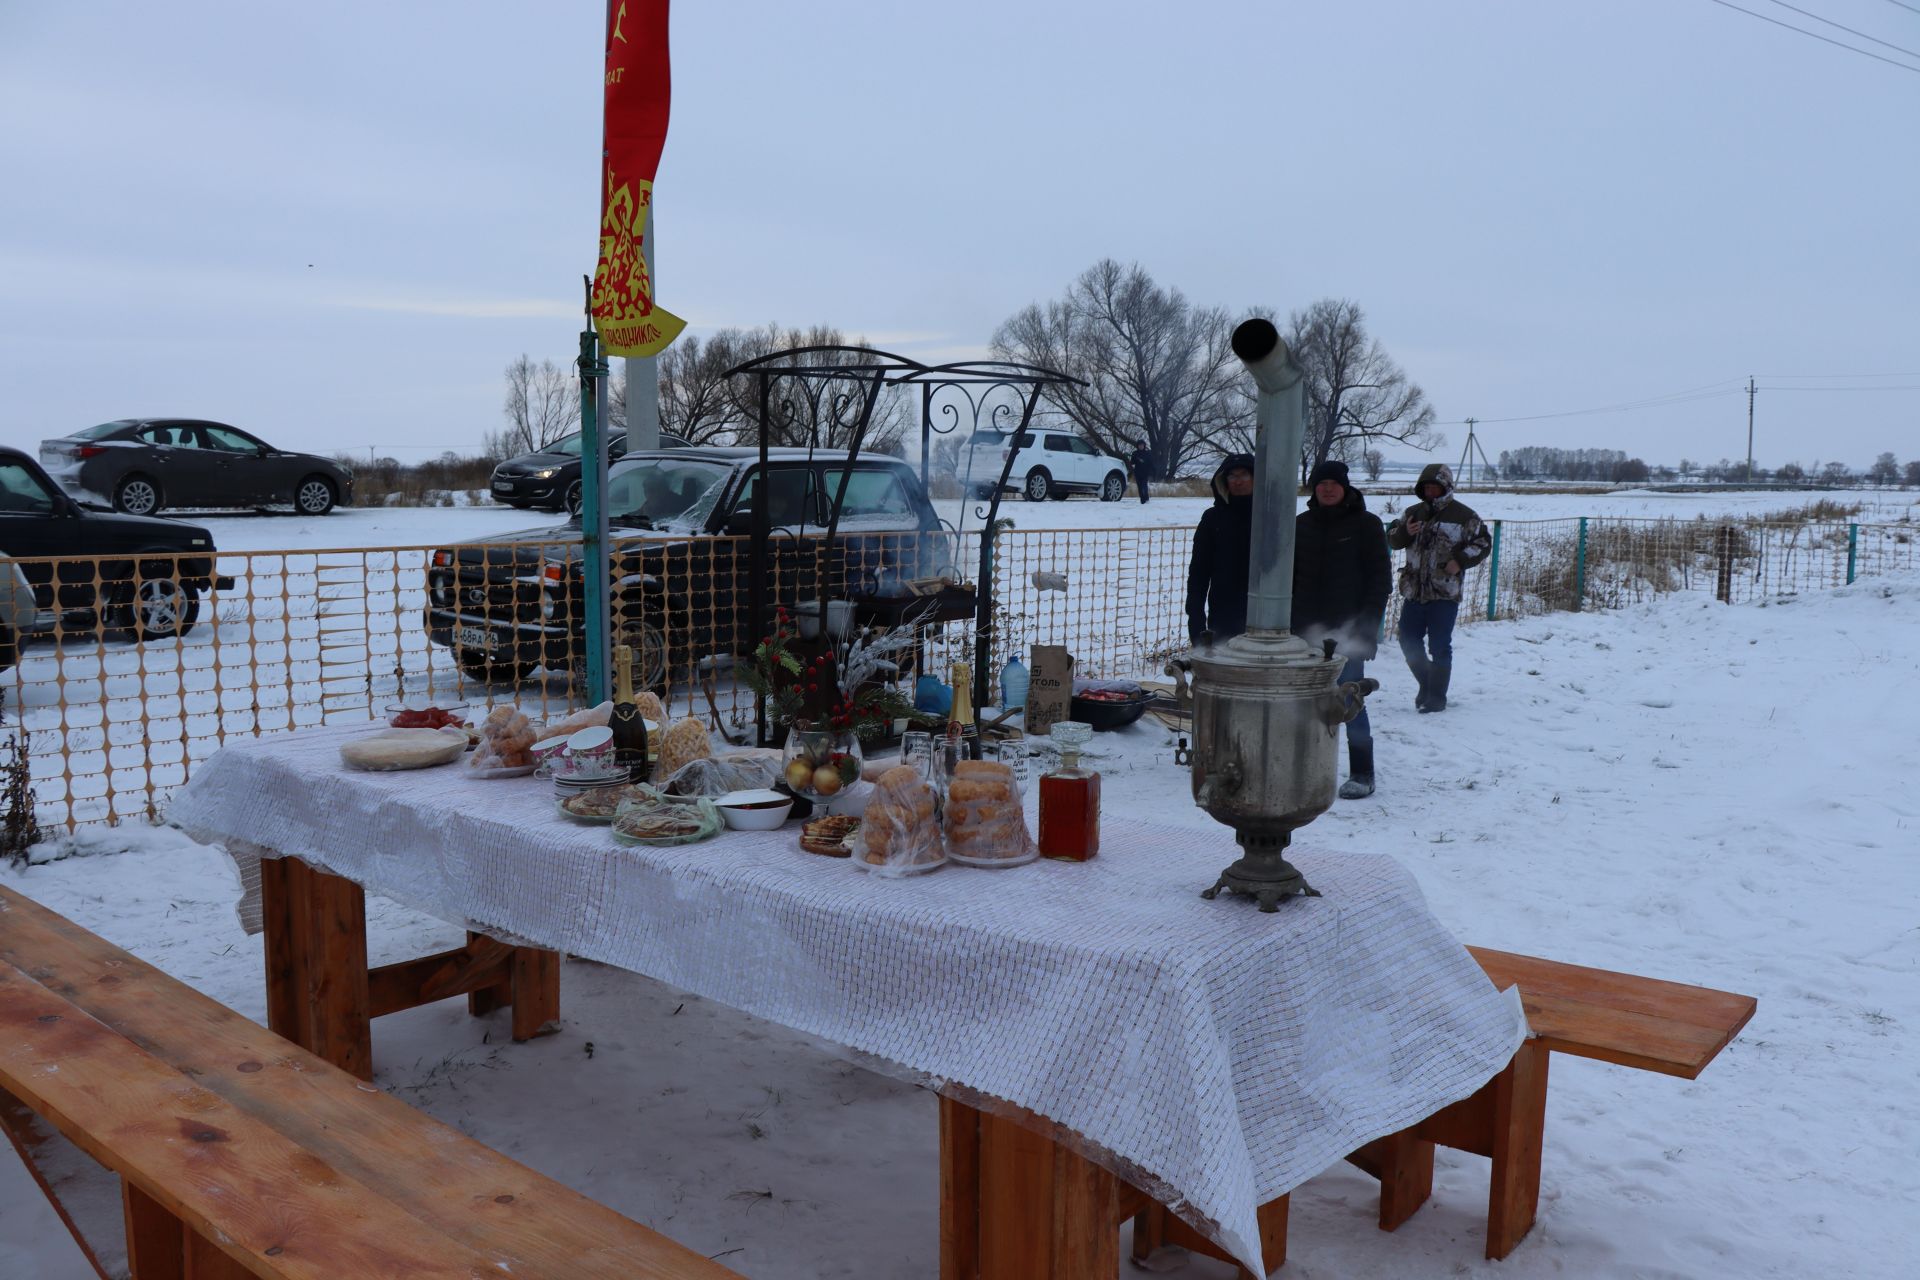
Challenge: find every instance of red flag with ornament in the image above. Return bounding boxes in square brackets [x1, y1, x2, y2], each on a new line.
[591, 0, 686, 357]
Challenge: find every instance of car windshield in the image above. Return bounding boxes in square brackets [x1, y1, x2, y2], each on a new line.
[606, 458, 730, 529]
[75, 421, 133, 441]
[544, 430, 627, 458]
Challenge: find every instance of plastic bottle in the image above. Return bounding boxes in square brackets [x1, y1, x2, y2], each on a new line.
[999, 656, 1029, 711]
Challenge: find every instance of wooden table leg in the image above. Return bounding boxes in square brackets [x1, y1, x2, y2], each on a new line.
[258, 858, 371, 1081]
[939, 1096, 981, 1280]
[942, 1098, 1120, 1280]
[123, 1181, 184, 1280]
[465, 930, 512, 1017]
[1486, 1038, 1549, 1259]
[509, 946, 561, 1041]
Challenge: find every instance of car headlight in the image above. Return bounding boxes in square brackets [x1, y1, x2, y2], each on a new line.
[529, 467, 558, 480]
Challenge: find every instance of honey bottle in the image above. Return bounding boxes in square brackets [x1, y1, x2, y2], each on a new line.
[1038, 721, 1100, 861]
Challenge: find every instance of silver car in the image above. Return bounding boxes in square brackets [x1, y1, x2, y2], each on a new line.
[2, 558, 56, 674]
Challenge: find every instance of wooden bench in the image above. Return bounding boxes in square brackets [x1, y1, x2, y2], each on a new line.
[0, 882, 741, 1280]
[1131, 946, 1756, 1275]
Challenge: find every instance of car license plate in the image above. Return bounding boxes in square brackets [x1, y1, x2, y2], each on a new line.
[454, 625, 498, 650]
[491, 480, 511, 492]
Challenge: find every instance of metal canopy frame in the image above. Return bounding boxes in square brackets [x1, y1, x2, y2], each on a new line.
[721, 347, 1081, 735]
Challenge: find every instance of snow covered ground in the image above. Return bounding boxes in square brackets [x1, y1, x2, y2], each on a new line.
[5, 573, 1916, 1278]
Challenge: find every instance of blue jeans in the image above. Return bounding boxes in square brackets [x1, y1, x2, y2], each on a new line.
[1339, 657, 1372, 746]
[1397, 599, 1459, 672]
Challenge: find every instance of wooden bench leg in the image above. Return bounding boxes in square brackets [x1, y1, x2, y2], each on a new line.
[509, 946, 562, 1042]
[258, 857, 312, 1047]
[1486, 1038, 1549, 1259]
[122, 1182, 184, 1280]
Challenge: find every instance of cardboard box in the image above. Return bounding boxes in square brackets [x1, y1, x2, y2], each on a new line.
[1026, 644, 1072, 737]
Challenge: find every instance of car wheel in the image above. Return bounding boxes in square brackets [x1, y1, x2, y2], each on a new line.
[115, 578, 201, 642]
[564, 480, 584, 516]
[295, 475, 337, 515]
[1024, 469, 1053, 502]
[113, 474, 163, 516]
[1100, 471, 1126, 502]
[456, 652, 533, 685]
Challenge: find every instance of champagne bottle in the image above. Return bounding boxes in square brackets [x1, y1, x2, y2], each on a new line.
[610, 643, 650, 778]
[948, 662, 982, 761]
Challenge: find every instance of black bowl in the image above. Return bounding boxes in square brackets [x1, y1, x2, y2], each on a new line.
[1070, 693, 1151, 732]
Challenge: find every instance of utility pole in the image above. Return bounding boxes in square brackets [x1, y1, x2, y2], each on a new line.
[1458, 418, 1478, 487]
[1745, 375, 1756, 484]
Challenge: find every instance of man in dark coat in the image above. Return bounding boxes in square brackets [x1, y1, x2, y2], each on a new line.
[1293, 459, 1391, 798]
[1128, 444, 1153, 503]
[1386, 462, 1492, 712]
[1184, 454, 1254, 643]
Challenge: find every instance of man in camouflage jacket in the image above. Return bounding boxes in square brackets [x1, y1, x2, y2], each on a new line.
[1385, 463, 1491, 712]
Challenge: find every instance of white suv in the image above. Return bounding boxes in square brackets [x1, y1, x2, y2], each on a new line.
[960, 427, 1129, 502]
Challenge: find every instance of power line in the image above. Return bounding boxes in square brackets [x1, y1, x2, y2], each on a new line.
[1701, 0, 1920, 75]
[1759, 383, 1920, 390]
[1877, 0, 1920, 18]
[1762, 0, 1920, 59]
[1434, 378, 1746, 427]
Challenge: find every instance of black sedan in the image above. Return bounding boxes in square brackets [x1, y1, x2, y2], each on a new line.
[490, 427, 692, 514]
[39, 419, 354, 516]
[0, 446, 231, 643]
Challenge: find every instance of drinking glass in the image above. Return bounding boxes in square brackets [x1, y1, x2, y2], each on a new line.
[986, 737, 1030, 797]
[900, 730, 936, 781]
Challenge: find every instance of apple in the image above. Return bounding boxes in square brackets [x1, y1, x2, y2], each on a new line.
[812, 765, 844, 796]
[785, 759, 816, 790]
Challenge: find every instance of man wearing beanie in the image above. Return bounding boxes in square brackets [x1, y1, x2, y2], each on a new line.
[1386, 462, 1492, 712]
[1293, 459, 1391, 798]
[1184, 453, 1256, 643]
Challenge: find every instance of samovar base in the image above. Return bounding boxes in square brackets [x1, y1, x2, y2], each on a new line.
[1200, 832, 1320, 912]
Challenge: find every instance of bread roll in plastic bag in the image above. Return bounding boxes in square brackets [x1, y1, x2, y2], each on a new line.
[857, 765, 944, 876]
[943, 759, 1037, 867]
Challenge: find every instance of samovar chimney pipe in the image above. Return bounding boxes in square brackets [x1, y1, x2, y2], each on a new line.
[1228, 318, 1306, 636]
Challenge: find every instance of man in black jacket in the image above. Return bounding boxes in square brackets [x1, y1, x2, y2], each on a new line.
[1293, 460, 1391, 798]
[1128, 444, 1153, 504]
[1184, 454, 1254, 643]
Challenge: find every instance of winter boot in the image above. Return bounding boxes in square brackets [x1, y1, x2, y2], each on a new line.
[1425, 664, 1451, 713]
[1339, 741, 1375, 799]
[1408, 657, 1433, 712]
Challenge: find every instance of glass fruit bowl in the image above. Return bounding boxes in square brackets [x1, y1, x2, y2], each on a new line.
[780, 727, 864, 800]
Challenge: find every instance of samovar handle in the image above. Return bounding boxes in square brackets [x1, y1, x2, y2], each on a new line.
[1321, 678, 1381, 733]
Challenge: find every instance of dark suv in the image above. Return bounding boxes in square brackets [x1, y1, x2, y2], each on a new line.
[489, 428, 694, 514]
[0, 446, 231, 644]
[430, 448, 958, 689]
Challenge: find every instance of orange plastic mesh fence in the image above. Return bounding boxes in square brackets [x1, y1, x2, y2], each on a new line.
[2, 518, 1908, 828]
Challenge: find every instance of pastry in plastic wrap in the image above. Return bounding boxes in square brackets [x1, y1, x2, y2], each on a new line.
[471, 704, 538, 770]
[653, 717, 713, 779]
[634, 691, 668, 725]
[944, 760, 1038, 867]
[800, 814, 860, 857]
[858, 765, 943, 875]
[662, 751, 782, 798]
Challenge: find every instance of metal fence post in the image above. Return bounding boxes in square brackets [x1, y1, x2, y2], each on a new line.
[1715, 526, 1733, 603]
[1485, 520, 1502, 621]
[1574, 517, 1588, 612]
[1845, 522, 1858, 585]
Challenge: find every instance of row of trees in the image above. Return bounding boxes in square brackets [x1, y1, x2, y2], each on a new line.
[1498, 448, 1653, 483]
[989, 261, 1438, 482]
[480, 260, 1444, 483]
[1487, 450, 1920, 487]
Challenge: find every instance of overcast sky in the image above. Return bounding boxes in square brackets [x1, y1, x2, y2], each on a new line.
[3, 0, 1915, 470]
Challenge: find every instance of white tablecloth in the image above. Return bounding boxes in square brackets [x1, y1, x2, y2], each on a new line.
[170, 724, 1526, 1275]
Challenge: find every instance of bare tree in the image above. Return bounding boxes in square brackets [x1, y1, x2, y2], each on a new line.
[1362, 448, 1385, 482]
[991, 259, 1250, 478]
[1905, 460, 1920, 488]
[487, 355, 579, 458]
[658, 329, 759, 444]
[724, 324, 908, 452]
[1868, 451, 1899, 486]
[1284, 299, 1441, 484]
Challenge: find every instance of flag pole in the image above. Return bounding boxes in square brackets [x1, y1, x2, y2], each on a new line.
[579, 275, 612, 706]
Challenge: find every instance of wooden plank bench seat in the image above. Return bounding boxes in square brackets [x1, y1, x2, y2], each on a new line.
[0, 882, 741, 1280]
[1131, 946, 1757, 1275]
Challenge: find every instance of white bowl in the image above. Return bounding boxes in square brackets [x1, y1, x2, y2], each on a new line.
[715, 789, 794, 830]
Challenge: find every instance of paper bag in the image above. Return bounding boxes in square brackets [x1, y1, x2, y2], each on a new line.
[1026, 644, 1073, 737]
